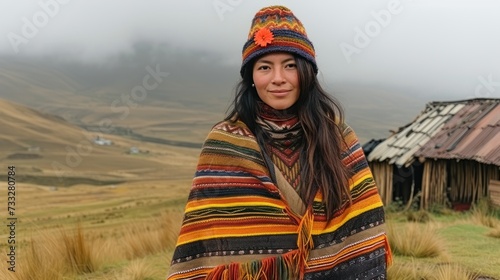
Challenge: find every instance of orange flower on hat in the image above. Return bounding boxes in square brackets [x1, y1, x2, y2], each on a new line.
[254, 28, 274, 47]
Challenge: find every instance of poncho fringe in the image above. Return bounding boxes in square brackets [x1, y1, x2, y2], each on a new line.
[205, 205, 314, 280]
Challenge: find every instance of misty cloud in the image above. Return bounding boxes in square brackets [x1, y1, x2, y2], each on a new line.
[1, 0, 499, 100]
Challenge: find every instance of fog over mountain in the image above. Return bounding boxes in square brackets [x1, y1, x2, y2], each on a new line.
[1, 41, 236, 107]
[1, 0, 499, 142]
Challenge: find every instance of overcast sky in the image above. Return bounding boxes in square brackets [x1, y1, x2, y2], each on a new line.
[1, 0, 500, 101]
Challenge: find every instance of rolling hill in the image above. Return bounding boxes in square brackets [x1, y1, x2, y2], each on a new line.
[0, 53, 228, 145]
[0, 98, 200, 187]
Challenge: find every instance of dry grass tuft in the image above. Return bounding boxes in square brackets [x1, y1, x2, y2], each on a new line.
[388, 261, 433, 280]
[1, 224, 104, 280]
[470, 211, 500, 228]
[388, 262, 479, 280]
[123, 211, 183, 259]
[0, 233, 64, 280]
[123, 224, 165, 259]
[160, 210, 183, 250]
[487, 226, 500, 239]
[61, 224, 99, 274]
[431, 263, 479, 280]
[406, 210, 431, 223]
[470, 199, 500, 228]
[387, 222, 445, 258]
[119, 259, 158, 280]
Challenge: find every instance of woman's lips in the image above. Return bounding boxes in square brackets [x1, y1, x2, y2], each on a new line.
[268, 90, 291, 97]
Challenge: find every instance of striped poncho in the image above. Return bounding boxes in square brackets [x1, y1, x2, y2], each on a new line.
[167, 119, 392, 279]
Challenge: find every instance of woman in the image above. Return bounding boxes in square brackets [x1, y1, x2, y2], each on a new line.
[167, 5, 392, 280]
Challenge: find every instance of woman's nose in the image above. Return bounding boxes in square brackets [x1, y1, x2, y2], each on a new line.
[272, 69, 286, 84]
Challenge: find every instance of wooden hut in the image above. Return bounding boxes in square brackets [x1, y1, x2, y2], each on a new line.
[367, 98, 500, 209]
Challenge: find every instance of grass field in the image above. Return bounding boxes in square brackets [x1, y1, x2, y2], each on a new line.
[0, 180, 189, 280]
[1, 178, 499, 280]
[386, 206, 500, 279]
[1, 98, 499, 279]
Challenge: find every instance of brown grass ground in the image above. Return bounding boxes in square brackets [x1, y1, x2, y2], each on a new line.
[1, 130, 499, 280]
[2, 180, 500, 279]
[0, 178, 191, 280]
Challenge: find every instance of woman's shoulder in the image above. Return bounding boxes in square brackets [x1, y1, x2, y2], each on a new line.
[337, 122, 361, 151]
[201, 119, 264, 165]
[209, 119, 256, 139]
[337, 121, 355, 138]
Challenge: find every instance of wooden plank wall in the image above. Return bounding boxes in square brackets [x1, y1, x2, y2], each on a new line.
[368, 160, 500, 209]
[490, 179, 500, 207]
[421, 160, 447, 209]
[369, 162, 393, 206]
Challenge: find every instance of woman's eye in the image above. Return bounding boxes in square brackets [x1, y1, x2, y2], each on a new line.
[257, 65, 270, 70]
[286, 63, 297, 69]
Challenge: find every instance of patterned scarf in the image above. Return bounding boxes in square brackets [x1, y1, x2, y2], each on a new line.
[256, 102, 303, 190]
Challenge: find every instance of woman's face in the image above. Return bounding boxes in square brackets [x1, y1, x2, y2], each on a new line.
[252, 52, 300, 110]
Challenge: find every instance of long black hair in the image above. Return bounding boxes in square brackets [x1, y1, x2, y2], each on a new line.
[225, 55, 351, 219]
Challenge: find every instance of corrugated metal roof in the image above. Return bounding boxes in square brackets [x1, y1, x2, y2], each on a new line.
[416, 99, 500, 166]
[367, 98, 500, 167]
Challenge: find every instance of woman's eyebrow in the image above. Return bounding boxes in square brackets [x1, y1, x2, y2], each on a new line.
[256, 58, 295, 64]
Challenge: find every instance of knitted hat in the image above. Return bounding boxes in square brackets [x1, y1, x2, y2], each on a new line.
[241, 5, 317, 76]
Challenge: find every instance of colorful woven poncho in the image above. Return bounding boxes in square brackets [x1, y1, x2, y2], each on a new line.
[167, 119, 392, 280]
